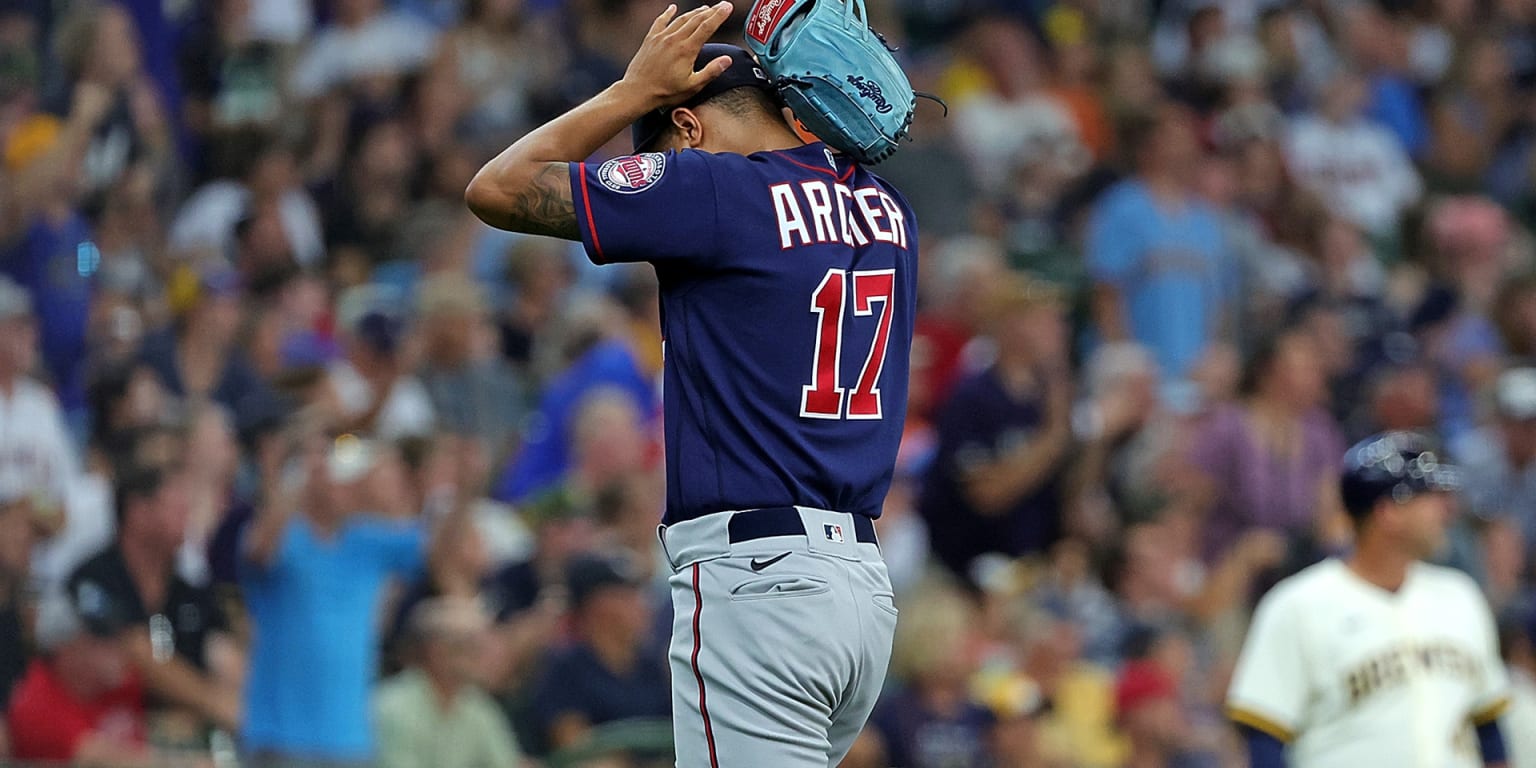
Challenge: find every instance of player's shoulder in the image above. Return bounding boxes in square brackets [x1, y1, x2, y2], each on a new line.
[1411, 561, 1484, 599]
[1260, 558, 1350, 609]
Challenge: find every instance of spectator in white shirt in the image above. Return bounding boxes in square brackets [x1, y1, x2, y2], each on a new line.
[0, 278, 77, 546]
[288, 0, 438, 100]
[168, 136, 324, 269]
[324, 287, 435, 440]
[952, 19, 1090, 196]
[1283, 68, 1423, 237]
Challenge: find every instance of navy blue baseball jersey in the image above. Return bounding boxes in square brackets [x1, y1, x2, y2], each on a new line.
[569, 142, 917, 524]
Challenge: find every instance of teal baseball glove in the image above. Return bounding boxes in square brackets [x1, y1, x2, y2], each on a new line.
[744, 0, 926, 165]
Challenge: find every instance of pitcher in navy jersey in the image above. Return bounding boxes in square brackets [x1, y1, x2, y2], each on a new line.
[465, 4, 916, 766]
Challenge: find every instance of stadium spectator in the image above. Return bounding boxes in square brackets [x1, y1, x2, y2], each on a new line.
[176, 2, 288, 149]
[1502, 616, 1536, 768]
[140, 262, 270, 427]
[240, 432, 468, 767]
[1456, 367, 1536, 550]
[67, 462, 242, 741]
[168, 132, 324, 268]
[493, 301, 654, 504]
[0, 94, 97, 417]
[287, 0, 438, 102]
[921, 273, 1072, 585]
[1087, 103, 1235, 384]
[426, 0, 562, 146]
[909, 236, 1005, 421]
[31, 362, 170, 595]
[952, 18, 1089, 197]
[496, 236, 577, 369]
[416, 272, 525, 460]
[1356, 358, 1441, 439]
[0, 277, 75, 542]
[1188, 327, 1347, 560]
[1340, 4, 1431, 160]
[325, 286, 436, 440]
[1065, 342, 1161, 546]
[7, 590, 146, 764]
[0, 492, 33, 717]
[1285, 211, 1400, 427]
[380, 440, 562, 688]
[1426, 36, 1515, 191]
[1421, 196, 1516, 436]
[869, 584, 993, 768]
[1114, 654, 1201, 768]
[375, 597, 526, 768]
[1283, 68, 1423, 239]
[47, 2, 172, 211]
[526, 551, 668, 755]
[180, 403, 242, 585]
[1494, 275, 1536, 360]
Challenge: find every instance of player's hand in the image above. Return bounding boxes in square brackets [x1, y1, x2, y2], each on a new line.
[620, 2, 735, 111]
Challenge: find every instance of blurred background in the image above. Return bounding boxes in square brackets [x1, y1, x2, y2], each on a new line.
[5, 0, 1536, 766]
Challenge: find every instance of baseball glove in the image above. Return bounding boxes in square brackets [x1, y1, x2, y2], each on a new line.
[744, 0, 924, 165]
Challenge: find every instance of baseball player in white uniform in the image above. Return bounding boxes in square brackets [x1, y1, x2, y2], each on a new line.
[1227, 431, 1510, 768]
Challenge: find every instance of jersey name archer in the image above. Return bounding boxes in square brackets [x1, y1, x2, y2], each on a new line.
[1227, 559, 1509, 768]
[570, 143, 918, 524]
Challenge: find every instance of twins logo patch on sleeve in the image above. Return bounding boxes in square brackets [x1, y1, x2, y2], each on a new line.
[597, 153, 667, 194]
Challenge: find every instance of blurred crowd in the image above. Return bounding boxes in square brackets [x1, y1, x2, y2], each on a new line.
[8, 0, 1536, 766]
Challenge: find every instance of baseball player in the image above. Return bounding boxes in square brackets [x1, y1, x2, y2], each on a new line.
[1226, 431, 1510, 767]
[464, 3, 916, 766]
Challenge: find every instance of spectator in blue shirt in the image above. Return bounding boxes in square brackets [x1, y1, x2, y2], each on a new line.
[492, 302, 654, 504]
[239, 430, 467, 768]
[1087, 104, 1234, 385]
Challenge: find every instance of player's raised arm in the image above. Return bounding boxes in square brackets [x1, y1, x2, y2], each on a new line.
[464, 2, 734, 237]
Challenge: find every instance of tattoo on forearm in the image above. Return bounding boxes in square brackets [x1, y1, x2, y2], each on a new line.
[505, 163, 578, 239]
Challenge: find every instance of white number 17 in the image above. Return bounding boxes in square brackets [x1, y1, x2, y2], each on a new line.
[800, 268, 895, 421]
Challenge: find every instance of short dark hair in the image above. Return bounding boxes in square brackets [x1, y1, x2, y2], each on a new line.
[114, 464, 169, 528]
[1239, 325, 1307, 397]
[649, 86, 783, 151]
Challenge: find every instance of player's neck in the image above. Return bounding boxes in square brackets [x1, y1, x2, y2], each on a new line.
[698, 118, 804, 156]
[1346, 542, 1415, 593]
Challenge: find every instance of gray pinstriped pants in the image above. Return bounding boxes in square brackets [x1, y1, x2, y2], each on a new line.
[660, 507, 897, 768]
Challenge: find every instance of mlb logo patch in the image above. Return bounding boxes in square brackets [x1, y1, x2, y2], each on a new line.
[823, 524, 845, 543]
[597, 153, 666, 194]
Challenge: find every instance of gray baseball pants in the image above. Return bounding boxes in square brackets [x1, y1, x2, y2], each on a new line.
[660, 506, 897, 768]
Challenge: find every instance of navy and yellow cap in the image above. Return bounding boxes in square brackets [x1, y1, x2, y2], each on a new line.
[630, 43, 776, 153]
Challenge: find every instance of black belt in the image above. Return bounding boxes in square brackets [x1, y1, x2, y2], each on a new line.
[725, 506, 878, 546]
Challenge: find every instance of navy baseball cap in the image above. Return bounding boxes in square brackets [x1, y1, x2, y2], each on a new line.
[355, 310, 404, 355]
[567, 552, 644, 609]
[630, 44, 776, 153]
[1339, 431, 1461, 520]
